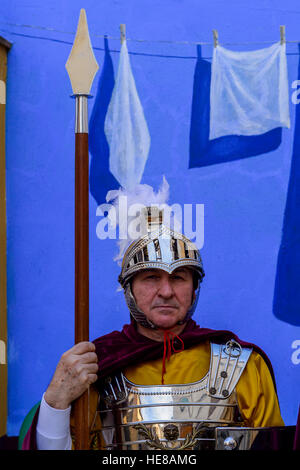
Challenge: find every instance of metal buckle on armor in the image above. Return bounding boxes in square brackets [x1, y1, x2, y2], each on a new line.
[223, 340, 242, 358]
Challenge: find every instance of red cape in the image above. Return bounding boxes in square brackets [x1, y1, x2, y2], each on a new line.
[94, 319, 277, 386]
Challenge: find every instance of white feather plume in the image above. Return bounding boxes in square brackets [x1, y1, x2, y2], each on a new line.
[106, 176, 175, 264]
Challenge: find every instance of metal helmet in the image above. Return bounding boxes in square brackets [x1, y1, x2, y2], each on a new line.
[118, 206, 205, 329]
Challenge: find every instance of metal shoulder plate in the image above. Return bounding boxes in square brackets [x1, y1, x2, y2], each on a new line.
[207, 340, 252, 399]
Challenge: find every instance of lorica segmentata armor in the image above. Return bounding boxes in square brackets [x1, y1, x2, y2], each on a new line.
[91, 340, 252, 450]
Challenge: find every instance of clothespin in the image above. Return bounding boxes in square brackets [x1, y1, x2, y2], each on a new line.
[280, 25, 286, 45]
[213, 29, 218, 48]
[120, 24, 126, 44]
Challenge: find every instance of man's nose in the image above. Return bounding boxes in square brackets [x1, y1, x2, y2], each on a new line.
[157, 278, 174, 298]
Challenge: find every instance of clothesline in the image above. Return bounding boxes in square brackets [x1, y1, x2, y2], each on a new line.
[1, 20, 300, 47]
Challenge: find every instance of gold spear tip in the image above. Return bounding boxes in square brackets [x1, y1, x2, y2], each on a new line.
[65, 8, 99, 95]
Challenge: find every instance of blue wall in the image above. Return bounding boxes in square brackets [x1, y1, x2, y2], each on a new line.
[0, 0, 299, 435]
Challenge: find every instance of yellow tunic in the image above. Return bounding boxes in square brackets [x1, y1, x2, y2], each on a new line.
[72, 341, 284, 448]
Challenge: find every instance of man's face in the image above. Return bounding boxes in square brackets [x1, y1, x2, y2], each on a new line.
[131, 268, 195, 330]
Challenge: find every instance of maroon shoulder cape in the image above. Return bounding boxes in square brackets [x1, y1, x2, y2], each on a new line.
[94, 319, 277, 385]
[22, 319, 277, 450]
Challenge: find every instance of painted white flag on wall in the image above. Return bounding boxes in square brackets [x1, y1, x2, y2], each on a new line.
[209, 42, 290, 139]
[104, 41, 150, 190]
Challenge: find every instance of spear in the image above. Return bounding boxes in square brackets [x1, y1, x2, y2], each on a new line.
[65, 9, 99, 450]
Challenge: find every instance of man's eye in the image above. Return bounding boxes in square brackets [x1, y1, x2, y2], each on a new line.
[171, 275, 184, 281]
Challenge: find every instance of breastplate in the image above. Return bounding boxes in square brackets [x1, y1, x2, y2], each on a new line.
[91, 340, 252, 450]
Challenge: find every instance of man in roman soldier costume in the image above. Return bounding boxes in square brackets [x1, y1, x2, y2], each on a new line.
[21, 201, 285, 451]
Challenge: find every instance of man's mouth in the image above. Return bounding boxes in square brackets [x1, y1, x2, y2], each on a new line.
[153, 305, 178, 310]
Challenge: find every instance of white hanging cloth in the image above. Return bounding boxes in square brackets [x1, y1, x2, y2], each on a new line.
[209, 41, 290, 139]
[104, 40, 150, 190]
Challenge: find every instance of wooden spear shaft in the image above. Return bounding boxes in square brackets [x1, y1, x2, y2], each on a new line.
[65, 9, 99, 450]
[74, 118, 89, 450]
[75, 129, 89, 347]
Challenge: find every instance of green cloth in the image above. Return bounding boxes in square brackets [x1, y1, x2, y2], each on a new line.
[18, 402, 40, 450]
